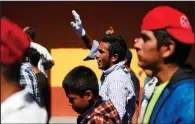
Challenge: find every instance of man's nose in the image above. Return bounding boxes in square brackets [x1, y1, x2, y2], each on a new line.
[134, 38, 142, 49]
[69, 102, 72, 107]
[95, 52, 100, 59]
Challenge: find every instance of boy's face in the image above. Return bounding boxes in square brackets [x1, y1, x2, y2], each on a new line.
[66, 93, 91, 114]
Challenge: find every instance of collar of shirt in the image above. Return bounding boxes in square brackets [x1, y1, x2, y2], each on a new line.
[77, 97, 104, 123]
[99, 61, 126, 88]
[1, 88, 31, 120]
[102, 61, 126, 76]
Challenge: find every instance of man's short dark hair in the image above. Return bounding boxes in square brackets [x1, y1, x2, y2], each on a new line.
[24, 27, 36, 41]
[153, 29, 192, 65]
[62, 66, 99, 98]
[101, 34, 128, 63]
[1, 63, 21, 82]
[26, 48, 40, 66]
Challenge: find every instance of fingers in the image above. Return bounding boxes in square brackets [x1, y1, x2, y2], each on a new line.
[23, 26, 31, 31]
[72, 10, 79, 18]
[72, 10, 81, 25]
[105, 26, 114, 34]
[109, 26, 113, 31]
[70, 21, 76, 27]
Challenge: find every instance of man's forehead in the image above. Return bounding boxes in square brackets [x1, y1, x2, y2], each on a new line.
[141, 30, 153, 35]
[99, 41, 109, 49]
[141, 30, 155, 38]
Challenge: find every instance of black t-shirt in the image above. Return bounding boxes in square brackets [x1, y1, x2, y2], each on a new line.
[36, 72, 50, 113]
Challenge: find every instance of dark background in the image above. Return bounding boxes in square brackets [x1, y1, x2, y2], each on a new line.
[2, 1, 194, 66]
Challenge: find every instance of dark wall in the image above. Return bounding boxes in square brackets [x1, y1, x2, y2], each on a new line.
[2, 1, 194, 65]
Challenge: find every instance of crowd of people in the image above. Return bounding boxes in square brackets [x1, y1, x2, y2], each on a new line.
[1, 5, 194, 124]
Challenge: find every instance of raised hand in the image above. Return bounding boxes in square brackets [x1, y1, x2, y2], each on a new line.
[70, 10, 86, 37]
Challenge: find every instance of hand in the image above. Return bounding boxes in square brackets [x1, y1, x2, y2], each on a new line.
[105, 26, 114, 34]
[70, 10, 86, 37]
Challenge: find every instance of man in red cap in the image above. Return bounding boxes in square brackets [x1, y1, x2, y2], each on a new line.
[1, 17, 47, 123]
[135, 6, 194, 123]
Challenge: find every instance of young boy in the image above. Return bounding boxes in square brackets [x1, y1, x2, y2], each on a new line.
[62, 66, 121, 124]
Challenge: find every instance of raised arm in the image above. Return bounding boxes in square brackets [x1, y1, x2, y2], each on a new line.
[70, 10, 115, 61]
[70, 10, 94, 49]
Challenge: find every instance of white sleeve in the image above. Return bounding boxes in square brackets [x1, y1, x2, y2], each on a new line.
[30, 42, 53, 61]
[2, 107, 47, 123]
[87, 40, 99, 59]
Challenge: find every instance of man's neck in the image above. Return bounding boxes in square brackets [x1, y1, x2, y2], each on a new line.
[103, 61, 125, 72]
[156, 64, 179, 83]
[32, 65, 40, 73]
[125, 65, 131, 72]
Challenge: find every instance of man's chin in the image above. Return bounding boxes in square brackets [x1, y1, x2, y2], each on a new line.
[98, 65, 103, 70]
[138, 62, 144, 68]
[76, 111, 83, 114]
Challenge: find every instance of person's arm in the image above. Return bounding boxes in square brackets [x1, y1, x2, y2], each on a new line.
[70, 10, 94, 49]
[71, 10, 99, 60]
[70, 10, 115, 60]
[31, 42, 54, 70]
[81, 33, 94, 49]
[40, 55, 54, 70]
[71, 10, 115, 49]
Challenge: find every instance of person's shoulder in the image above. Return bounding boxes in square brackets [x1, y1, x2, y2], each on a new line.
[24, 102, 47, 121]
[21, 62, 32, 70]
[31, 41, 49, 54]
[166, 79, 194, 105]
[108, 67, 127, 77]
[3, 103, 47, 123]
[172, 79, 194, 94]
[88, 100, 121, 123]
[93, 100, 117, 115]
[129, 70, 136, 78]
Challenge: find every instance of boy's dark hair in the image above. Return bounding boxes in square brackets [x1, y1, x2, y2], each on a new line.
[26, 47, 40, 66]
[62, 66, 99, 98]
[153, 29, 192, 65]
[101, 34, 128, 63]
[1, 63, 21, 82]
[24, 27, 36, 41]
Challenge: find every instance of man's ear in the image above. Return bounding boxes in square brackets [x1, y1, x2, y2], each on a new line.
[161, 40, 175, 59]
[111, 53, 119, 63]
[84, 90, 93, 101]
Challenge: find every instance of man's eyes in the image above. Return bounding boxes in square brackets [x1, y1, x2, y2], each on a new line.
[69, 98, 74, 103]
[140, 34, 150, 41]
[98, 49, 104, 54]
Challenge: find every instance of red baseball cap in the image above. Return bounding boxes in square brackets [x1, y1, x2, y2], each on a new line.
[141, 6, 194, 44]
[1, 18, 30, 65]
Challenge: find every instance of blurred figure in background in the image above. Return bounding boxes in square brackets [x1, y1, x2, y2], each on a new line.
[25, 47, 51, 119]
[23, 27, 54, 78]
[1, 17, 47, 123]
